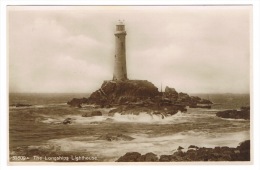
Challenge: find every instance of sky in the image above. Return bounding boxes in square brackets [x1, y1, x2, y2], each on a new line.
[8, 6, 251, 94]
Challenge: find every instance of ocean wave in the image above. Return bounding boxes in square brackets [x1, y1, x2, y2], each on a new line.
[38, 111, 189, 125]
[39, 130, 249, 161]
[37, 109, 247, 126]
[110, 111, 193, 124]
[9, 103, 67, 110]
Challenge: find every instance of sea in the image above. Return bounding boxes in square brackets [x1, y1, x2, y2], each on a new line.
[9, 93, 250, 162]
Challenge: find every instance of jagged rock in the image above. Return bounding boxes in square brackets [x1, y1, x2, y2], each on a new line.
[68, 80, 212, 112]
[164, 86, 178, 102]
[190, 96, 211, 104]
[117, 152, 158, 162]
[117, 140, 250, 162]
[82, 111, 102, 117]
[140, 152, 159, 162]
[188, 145, 199, 149]
[173, 150, 185, 157]
[178, 92, 191, 102]
[67, 98, 88, 108]
[117, 152, 142, 162]
[238, 140, 250, 161]
[97, 133, 134, 141]
[165, 86, 177, 93]
[239, 140, 250, 151]
[177, 146, 184, 150]
[159, 155, 173, 162]
[87, 80, 160, 106]
[216, 106, 250, 120]
[63, 118, 72, 125]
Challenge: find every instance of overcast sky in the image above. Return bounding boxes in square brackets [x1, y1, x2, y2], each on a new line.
[8, 6, 251, 94]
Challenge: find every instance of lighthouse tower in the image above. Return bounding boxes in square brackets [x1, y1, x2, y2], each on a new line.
[113, 20, 128, 81]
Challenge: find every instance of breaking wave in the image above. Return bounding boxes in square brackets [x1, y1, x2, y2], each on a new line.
[21, 130, 249, 162]
[38, 111, 197, 125]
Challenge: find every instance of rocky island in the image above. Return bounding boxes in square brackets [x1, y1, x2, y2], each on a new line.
[67, 80, 212, 117]
[216, 106, 250, 120]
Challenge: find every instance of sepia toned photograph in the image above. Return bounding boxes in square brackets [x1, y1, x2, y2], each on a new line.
[8, 5, 251, 163]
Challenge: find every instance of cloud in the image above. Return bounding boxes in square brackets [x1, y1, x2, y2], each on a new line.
[8, 6, 251, 93]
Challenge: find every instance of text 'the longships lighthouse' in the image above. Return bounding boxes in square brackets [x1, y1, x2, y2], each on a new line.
[113, 21, 128, 81]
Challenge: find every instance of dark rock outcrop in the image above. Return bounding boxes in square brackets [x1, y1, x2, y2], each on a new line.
[117, 152, 158, 162]
[87, 80, 160, 106]
[140, 152, 159, 162]
[179, 94, 212, 106]
[177, 92, 191, 103]
[67, 81, 213, 114]
[63, 118, 72, 125]
[117, 152, 142, 162]
[164, 86, 178, 101]
[82, 111, 102, 117]
[67, 98, 88, 108]
[188, 145, 199, 149]
[216, 106, 250, 120]
[237, 140, 250, 161]
[163, 86, 212, 107]
[177, 146, 184, 150]
[117, 140, 250, 162]
[165, 86, 177, 93]
[97, 133, 134, 141]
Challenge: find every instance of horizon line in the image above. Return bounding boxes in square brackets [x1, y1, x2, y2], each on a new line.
[9, 92, 250, 95]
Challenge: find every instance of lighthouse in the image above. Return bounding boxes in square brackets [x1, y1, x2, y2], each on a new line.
[113, 20, 128, 81]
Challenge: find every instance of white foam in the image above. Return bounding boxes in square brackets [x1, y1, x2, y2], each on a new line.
[111, 111, 190, 124]
[38, 114, 65, 124]
[43, 129, 249, 161]
[69, 115, 108, 124]
[219, 117, 249, 121]
[37, 111, 188, 125]
[38, 114, 108, 124]
[40, 117, 62, 124]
